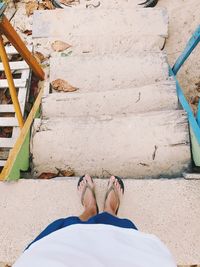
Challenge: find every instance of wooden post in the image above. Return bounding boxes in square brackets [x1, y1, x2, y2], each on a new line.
[0, 35, 24, 128]
[0, 15, 45, 80]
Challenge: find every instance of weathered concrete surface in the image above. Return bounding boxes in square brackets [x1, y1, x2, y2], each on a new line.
[33, 35, 166, 57]
[32, 7, 168, 55]
[42, 80, 178, 118]
[33, 8, 168, 38]
[50, 53, 169, 92]
[48, 0, 150, 9]
[0, 178, 200, 264]
[32, 110, 190, 178]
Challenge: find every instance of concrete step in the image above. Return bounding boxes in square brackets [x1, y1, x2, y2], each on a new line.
[42, 80, 178, 118]
[32, 110, 190, 178]
[33, 34, 166, 56]
[33, 7, 168, 55]
[50, 53, 169, 92]
[52, 0, 146, 9]
[0, 178, 199, 264]
[32, 8, 168, 38]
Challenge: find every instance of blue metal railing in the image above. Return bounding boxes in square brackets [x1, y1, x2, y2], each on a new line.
[169, 25, 200, 165]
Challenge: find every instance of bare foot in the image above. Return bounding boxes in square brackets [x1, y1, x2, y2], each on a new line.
[104, 176, 124, 215]
[78, 174, 98, 216]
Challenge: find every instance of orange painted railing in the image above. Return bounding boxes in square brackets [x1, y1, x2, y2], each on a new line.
[0, 2, 44, 128]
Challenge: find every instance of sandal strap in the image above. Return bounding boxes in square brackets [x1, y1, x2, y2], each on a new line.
[104, 185, 120, 209]
[81, 183, 96, 206]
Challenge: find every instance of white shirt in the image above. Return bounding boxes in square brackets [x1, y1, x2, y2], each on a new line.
[14, 224, 176, 267]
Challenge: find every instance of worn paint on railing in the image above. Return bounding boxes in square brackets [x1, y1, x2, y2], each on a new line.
[170, 25, 200, 166]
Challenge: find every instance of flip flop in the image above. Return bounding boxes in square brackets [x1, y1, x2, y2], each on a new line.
[77, 175, 99, 214]
[138, 0, 158, 8]
[104, 176, 124, 215]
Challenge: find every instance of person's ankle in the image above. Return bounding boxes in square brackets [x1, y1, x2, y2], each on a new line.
[103, 206, 116, 216]
[85, 205, 97, 216]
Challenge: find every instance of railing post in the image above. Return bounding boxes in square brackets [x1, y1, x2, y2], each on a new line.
[0, 2, 45, 129]
[0, 15, 45, 80]
[172, 25, 200, 75]
[0, 35, 24, 128]
[197, 100, 200, 127]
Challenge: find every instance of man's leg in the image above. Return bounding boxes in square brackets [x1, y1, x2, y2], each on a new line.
[103, 176, 123, 216]
[78, 174, 98, 221]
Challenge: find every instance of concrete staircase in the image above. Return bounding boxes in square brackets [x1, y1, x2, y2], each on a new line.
[32, 8, 168, 54]
[31, 7, 191, 178]
[2, 4, 199, 266]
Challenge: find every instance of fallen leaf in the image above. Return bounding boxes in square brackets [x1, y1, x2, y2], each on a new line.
[11, 53, 23, 61]
[190, 95, 199, 105]
[38, 172, 57, 179]
[26, 1, 38, 16]
[195, 81, 200, 92]
[23, 29, 32, 36]
[59, 0, 76, 5]
[86, 1, 100, 8]
[41, 0, 55, 9]
[2, 35, 10, 45]
[51, 40, 71, 52]
[3, 127, 13, 134]
[61, 51, 73, 57]
[51, 79, 78, 92]
[0, 89, 11, 104]
[196, 81, 200, 87]
[33, 51, 47, 63]
[56, 167, 74, 177]
[37, 3, 45, 10]
[0, 127, 12, 138]
[41, 63, 50, 68]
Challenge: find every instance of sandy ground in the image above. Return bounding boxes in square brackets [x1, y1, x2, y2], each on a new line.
[157, 0, 200, 112]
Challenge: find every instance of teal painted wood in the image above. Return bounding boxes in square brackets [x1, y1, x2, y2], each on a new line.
[197, 102, 200, 127]
[169, 67, 200, 146]
[0, 2, 6, 19]
[172, 25, 200, 75]
[170, 24, 200, 165]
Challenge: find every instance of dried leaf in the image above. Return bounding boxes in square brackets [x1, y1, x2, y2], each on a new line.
[41, 0, 55, 9]
[37, 3, 45, 10]
[56, 167, 74, 177]
[33, 51, 47, 63]
[61, 51, 72, 57]
[38, 172, 57, 179]
[190, 95, 199, 105]
[25, 1, 38, 16]
[0, 89, 11, 104]
[195, 81, 200, 92]
[23, 29, 32, 36]
[3, 127, 13, 134]
[11, 54, 23, 61]
[86, 1, 100, 8]
[0, 127, 12, 138]
[41, 63, 50, 68]
[51, 79, 78, 92]
[51, 40, 71, 52]
[196, 81, 200, 87]
[59, 0, 76, 5]
[2, 36, 10, 45]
